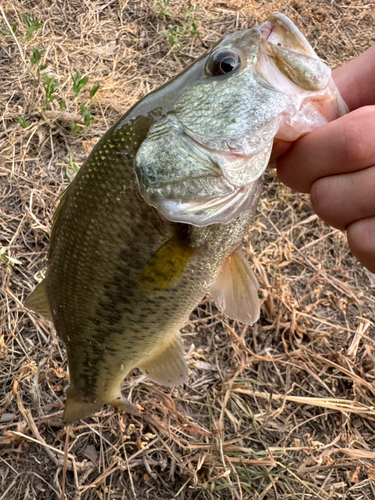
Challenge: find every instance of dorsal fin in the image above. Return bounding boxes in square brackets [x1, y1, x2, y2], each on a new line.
[210, 249, 260, 325]
[138, 336, 188, 387]
[24, 279, 52, 321]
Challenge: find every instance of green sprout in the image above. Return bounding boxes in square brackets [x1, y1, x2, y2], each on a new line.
[79, 103, 95, 126]
[70, 121, 82, 135]
[64, 155, 80, 182]
[43, 73, 60, 108]
[18, 116, 31, 129]
[22, 14, 43, 41]
[30, 47, 45, 66]
[72, 71, 89, 97]
[0, 247, 22, 267]
[0, 21, 17, 36]
[153, 0, 171, 22]
[89, 84, 100, 99]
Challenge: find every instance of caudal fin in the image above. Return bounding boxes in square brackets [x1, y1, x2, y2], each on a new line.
[63, 386, 141, 424]
[63, 386, 103, 424]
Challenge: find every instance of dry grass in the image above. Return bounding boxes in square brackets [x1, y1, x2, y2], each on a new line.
[1, 0, 375, 499]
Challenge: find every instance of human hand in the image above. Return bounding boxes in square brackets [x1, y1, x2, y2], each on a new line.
[275, 44, 375, 273]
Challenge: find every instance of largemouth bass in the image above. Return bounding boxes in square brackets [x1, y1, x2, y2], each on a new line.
[26, 14, 347, 424]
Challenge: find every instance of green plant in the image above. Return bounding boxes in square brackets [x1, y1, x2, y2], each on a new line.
[43, 73, 60, 108]
[184, 4, 201, 24]
[0, 247, 22, 267]
[22, 14, 43, 41]
[190, 21, 200, 36]
[163, 24, 183, 50]
[30, 47, 45, 66]
[18, 116, 31, 128]
[158, 4, 201, 51]
[89, 84, 100, 99]
[28, 45, 99, 130]
[153, 0, 171, 22]
[0, 21, 17, 36]
[64, 155, 80, 182]
[72, 71, 89, 97]
[79, 103, 94, 126]
[70, 121, 82, 135]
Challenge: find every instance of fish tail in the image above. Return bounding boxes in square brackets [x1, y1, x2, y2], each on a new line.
[63, 386, 103, 424]
[63, 386, 141, 424]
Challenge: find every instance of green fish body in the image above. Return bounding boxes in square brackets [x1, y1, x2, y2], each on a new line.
[26, 14, 347, 423]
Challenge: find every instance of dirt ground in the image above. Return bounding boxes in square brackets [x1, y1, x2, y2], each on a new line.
[1, 0, 375, 499]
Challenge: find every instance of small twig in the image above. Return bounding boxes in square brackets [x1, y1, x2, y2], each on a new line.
[232, 387, 375, 416]
[61, 426, 70, 500]
[32, 110, 85, 124]
[339, 22, 360, 56]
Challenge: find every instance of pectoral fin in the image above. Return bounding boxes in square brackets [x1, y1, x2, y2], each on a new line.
[138, 235, 197, 293]
[138, 336, 188, 387]
[25, 279, 52, 321]
[210, 249, 260, 326]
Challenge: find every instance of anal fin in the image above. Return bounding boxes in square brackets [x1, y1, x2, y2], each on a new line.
[138, 336, 188, 387]
[210, 249, 260, 326]
[25, 279, 53, 321]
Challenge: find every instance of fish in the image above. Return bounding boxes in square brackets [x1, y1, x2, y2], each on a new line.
[25, 14, 347, 424]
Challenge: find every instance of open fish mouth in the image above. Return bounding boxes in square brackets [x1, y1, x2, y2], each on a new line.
[135, 13, 347, 227]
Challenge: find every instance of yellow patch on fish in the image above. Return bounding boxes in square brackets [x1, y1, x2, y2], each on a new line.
[137, 235, 197, 293]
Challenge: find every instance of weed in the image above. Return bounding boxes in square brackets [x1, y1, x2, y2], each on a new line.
[157, 3, 201, 50]
[153, 0, 171, 22]
[30, 47, 45, 66]
[43, 73, 61, 108]
[0, 21, 17, 36]
[22, 14, 43, 41]
[89, 84, 100, 99]
[64, 155, 80, 182]
[72, 71, 89, 97]
[59, 99, 67, 110]
[70, 121, 82, 135]
[0, 247, 22, 267]
[79, 103, 95, 126]
[18, 116, 31, 128]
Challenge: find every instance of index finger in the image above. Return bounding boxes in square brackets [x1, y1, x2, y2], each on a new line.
[277, 106, 375, 193]
[333, 43, 375, 111]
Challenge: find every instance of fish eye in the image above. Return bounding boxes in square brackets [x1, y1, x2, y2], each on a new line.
[208, 49, 241, 76]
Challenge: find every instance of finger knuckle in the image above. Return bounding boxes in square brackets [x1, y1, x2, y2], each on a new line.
[342, 107, 375, 166]
[310, 177, 330, 215]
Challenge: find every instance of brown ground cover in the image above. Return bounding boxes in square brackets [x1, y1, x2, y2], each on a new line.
[1, 0, 375, 498]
